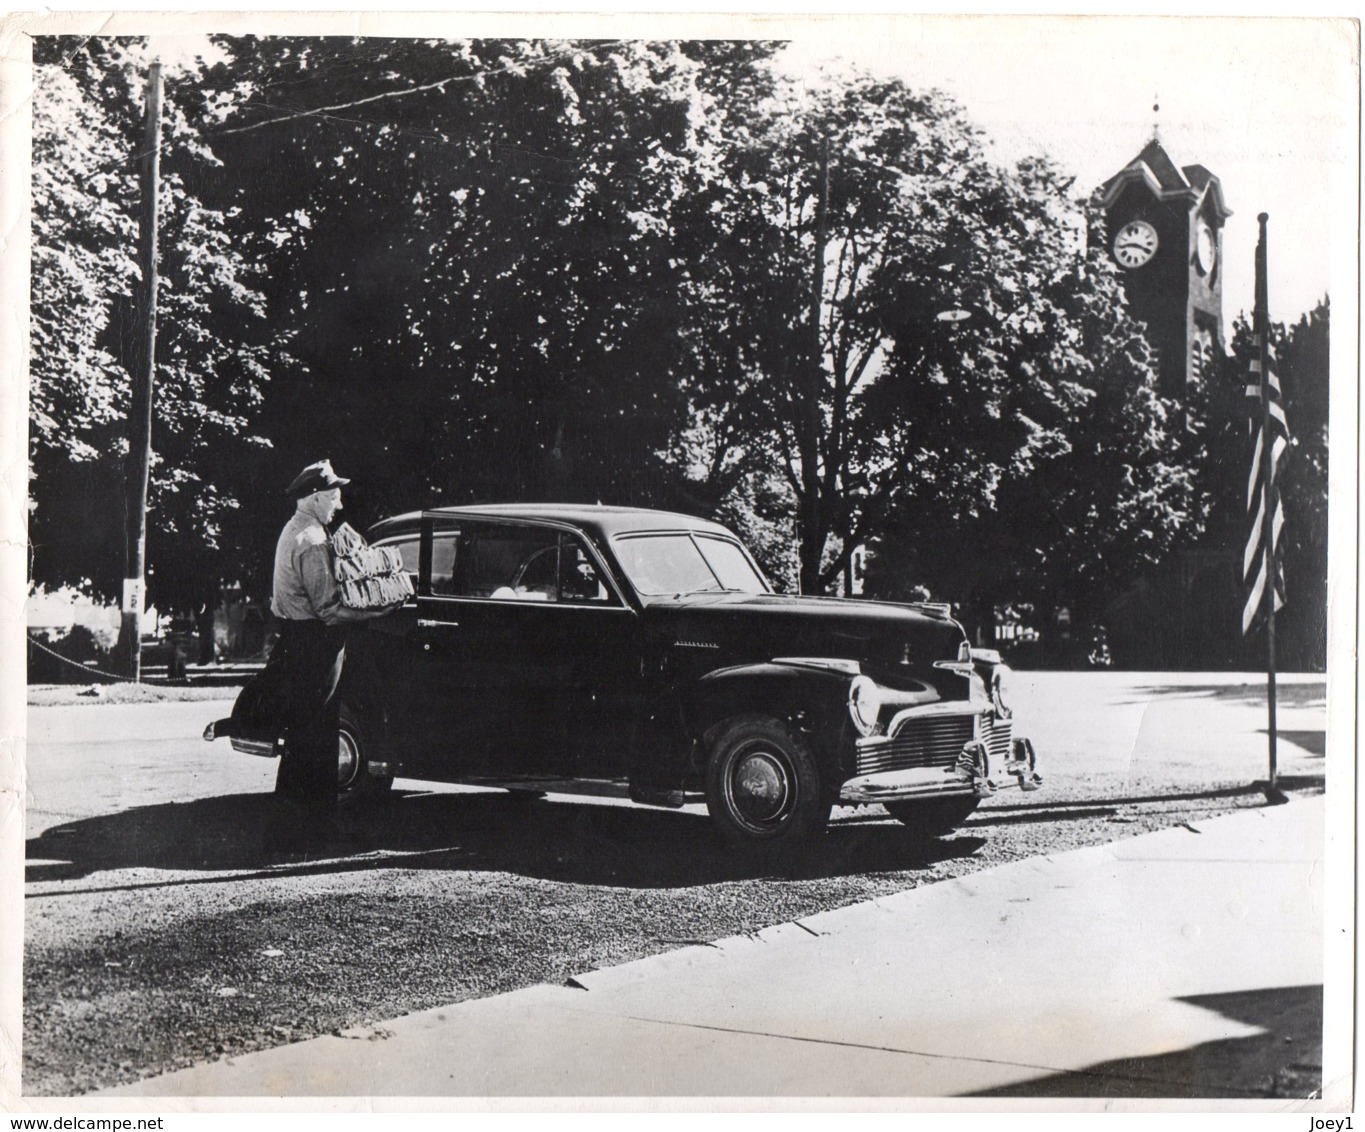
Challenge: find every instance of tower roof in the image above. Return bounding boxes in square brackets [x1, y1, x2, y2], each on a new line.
[1098, 139, 1232, 219]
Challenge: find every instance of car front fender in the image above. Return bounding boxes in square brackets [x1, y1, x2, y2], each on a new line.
[675, 661, 856, 779]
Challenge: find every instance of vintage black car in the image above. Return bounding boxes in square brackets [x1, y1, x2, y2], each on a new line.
[206, 504, 1040, 849]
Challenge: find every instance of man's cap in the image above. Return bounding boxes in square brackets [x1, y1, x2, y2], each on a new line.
[286, 459, 350, 498]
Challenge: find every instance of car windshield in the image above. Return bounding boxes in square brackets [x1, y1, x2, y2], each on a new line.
[614, 533, 767, 597]
[696, 535, 767, 591]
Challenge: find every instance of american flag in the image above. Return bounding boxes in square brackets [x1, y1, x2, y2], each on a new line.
[1242, 220, 1289, 636]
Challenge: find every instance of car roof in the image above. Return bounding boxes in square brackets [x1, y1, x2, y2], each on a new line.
[368, 503, 740, 541]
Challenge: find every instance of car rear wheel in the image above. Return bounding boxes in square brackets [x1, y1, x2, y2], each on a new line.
[275, 703, 392, 807]
[337, 703, 393, 806]
[883, 797, 978, 839]
[705, 715, 829, 850]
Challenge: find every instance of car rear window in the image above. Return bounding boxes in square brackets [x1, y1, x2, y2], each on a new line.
[377, 534, 456, 591]
[374, 535, 449, 587]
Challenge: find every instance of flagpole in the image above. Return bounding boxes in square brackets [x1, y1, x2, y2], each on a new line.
[1255, 213, 1285, 804]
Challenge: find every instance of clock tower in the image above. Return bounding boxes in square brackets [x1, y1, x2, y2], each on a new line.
[1098, 138, 1231, 396]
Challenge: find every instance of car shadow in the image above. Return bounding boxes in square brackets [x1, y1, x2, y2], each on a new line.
[966, 984, 1322, 1098]
[25, 790, 988, 890]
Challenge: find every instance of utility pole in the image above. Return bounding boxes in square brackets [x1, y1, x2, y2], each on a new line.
[798, 135, 829, 594]
[118, 60, 163, 680]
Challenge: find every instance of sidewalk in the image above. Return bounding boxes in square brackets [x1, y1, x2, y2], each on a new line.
[106, 796, 1326, 1100]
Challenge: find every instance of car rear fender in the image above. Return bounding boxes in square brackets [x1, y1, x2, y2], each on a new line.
[335, 646, 387, 744]
[218, 639, 390, 756]
[225, 666, 287, 750]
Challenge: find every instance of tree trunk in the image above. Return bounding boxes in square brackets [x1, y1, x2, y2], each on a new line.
[197, 580, 217, 665]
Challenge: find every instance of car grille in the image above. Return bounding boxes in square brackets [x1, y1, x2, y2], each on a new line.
[855, 713, 976, 776]
[983, 715, 1013, 764]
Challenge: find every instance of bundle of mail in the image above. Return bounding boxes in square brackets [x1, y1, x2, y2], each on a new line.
[331, 523, 415, 609]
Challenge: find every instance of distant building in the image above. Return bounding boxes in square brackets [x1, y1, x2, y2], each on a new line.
[1097, 137, 1243, 668]
[1098, 137, 1231, 397]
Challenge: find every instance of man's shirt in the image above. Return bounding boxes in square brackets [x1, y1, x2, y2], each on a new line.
[271, 510, 351, 624]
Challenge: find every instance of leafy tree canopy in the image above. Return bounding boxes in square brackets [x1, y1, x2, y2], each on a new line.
[31, 36, 283, 613]
[32, 35, 1288, 669]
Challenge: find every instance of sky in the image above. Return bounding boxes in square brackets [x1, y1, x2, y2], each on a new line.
[30, 11, 1362, 327]
[125, 12, 1356, 327]
[779, 15, 1356, 326]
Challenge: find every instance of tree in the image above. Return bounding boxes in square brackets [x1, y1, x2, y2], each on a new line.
[861, 212, 1202, 647]
[32, 38, 1211, 645]
[1277, 301, 1331, 670]
[194, 37, 778, 592]
[668, 68, 1195, 606]
[30, 37, 281, 628]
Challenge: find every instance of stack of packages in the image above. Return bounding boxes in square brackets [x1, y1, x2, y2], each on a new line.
[331, 523, 415, 610]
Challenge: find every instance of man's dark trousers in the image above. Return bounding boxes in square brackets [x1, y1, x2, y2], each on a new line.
[271, 619, 348, 812]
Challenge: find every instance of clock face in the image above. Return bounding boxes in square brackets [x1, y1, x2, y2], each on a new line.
[1196, 220, 1217, 274]
[1113, 220, 1159, 268]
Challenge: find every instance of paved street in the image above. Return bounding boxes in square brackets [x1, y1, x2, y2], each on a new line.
[18, 671, 1330, 1098]
[24, 670, 1329, 843]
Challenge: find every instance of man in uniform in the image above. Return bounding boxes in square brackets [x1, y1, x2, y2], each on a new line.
[268, 459, 389, 819]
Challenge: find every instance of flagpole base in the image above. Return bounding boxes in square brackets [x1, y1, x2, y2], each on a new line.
[1255, 781, 1291, 805]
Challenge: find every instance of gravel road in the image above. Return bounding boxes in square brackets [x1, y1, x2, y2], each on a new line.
[21, 672, 1328, 1096]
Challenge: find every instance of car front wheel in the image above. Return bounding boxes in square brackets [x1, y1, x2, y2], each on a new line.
[705, 715, 829, 850]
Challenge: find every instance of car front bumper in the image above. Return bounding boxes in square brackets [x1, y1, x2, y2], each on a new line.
[839, 703, 1041, 805]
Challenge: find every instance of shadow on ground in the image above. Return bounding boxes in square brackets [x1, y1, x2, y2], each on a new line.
[25, 789, 989, 890]
[969, 984, 1323, 1098]
[1266, 729, 1326, 757]
[1123, 682, 1325, 708]
[977, 776, 1324, 817]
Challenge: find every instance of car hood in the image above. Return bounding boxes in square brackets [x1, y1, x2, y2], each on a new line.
[640, 591, 967, 691]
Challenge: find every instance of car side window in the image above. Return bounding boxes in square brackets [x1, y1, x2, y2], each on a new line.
[416, 520, 619, 605]
[420, 521, 617, 605]
[443, 522, 555, 600]
[428, 535, 459, 595]
[382, 537, 421, 585]
[556, 537, 614, 605]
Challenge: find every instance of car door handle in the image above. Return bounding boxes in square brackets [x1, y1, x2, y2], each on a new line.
[417, 618, 456, 628]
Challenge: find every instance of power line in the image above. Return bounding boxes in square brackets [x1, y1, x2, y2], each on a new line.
[41, 39, 618, 176]
[211, 40, 621, 138]
[54, 35, 94, 69]
[231, 96, 447, 142]
[215, 73, 466, 138]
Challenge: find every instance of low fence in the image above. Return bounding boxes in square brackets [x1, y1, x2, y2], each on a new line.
[27, 634, 263, 688]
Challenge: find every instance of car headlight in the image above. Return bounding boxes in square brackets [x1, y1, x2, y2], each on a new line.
[991, 664, 1013, 715]
[848, 676, 882, 737]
